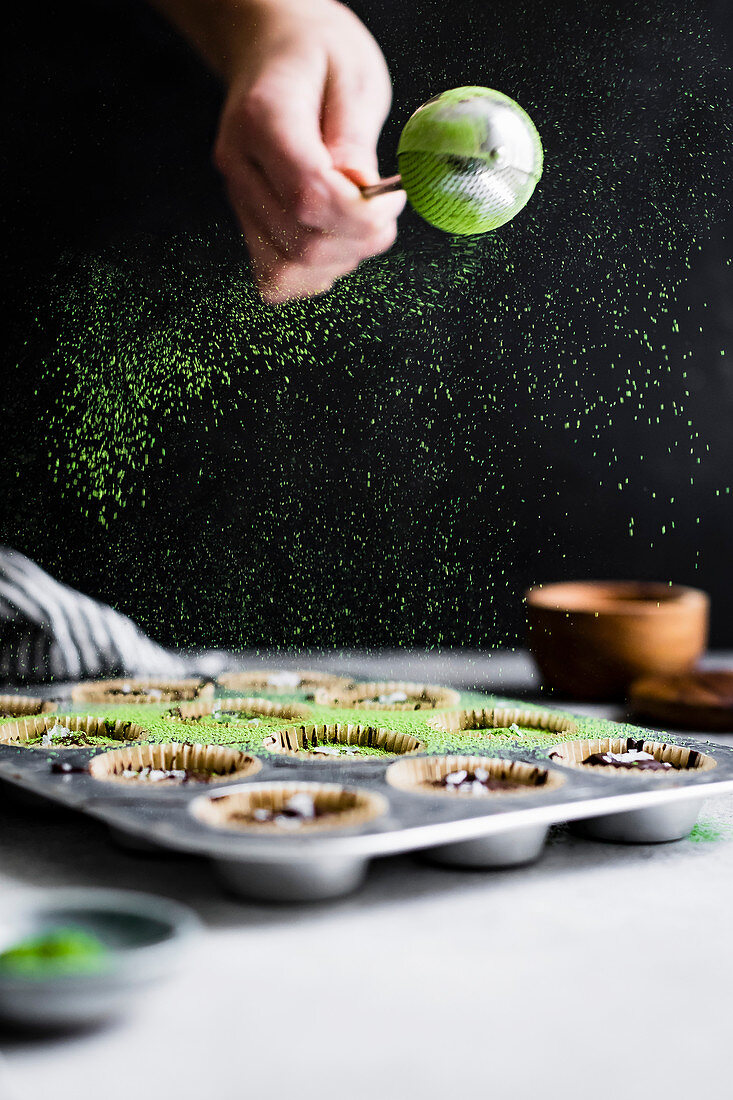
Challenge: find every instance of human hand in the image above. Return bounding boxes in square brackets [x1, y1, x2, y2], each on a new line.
[213, 0, 405, 303]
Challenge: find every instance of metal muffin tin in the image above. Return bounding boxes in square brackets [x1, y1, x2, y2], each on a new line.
[1, 701, 732, 902]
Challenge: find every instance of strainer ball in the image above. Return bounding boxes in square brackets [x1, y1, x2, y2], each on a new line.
[397, 86, 543, 235]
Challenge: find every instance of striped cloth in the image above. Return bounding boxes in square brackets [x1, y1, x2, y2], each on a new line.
[0, 547, 188, 683]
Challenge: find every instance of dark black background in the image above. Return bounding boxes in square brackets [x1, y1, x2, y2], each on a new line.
[1, 0, 731, 652]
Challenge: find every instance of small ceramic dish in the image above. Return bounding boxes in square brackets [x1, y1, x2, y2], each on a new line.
[526, 581, 709, 700]
[0, 889, 199, 1029]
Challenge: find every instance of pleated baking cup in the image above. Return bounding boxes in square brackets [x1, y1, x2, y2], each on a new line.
[89, 742, 261, 786]
[70, 678, 215, 705]
[548, 737, 716, 774]
[193, 782, 387, 834]
[313, 681, 461, 711]
[262, 722, 426, 761]
[387, 754, 564, 796]
[216, 670, 353, 694]
[0, 714, 145, 749]
[166, 697, 312, 723]
[0, 695, 56, 718]
[428, 706, 578, 735]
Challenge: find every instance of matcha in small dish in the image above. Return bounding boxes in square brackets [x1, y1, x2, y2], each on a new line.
[0, 926, 110, 977]
[0, 888, 199, 1029]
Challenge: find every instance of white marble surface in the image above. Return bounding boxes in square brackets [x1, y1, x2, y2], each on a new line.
[2, 651, 732, 1100]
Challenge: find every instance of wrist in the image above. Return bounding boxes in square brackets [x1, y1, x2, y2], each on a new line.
[219, 0, 347, 84]
[207, 0, 340, 81]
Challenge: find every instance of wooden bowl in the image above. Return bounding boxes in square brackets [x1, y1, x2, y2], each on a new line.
[525, 581, 709, 700]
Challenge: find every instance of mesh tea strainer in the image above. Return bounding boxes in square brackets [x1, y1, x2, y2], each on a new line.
[362, 86, 543, 234]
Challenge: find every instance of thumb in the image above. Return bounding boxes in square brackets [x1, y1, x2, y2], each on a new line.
[332, 154, 379, 190]
[321, 70, 385, 186]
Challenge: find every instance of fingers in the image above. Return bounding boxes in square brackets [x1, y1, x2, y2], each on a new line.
[217, 58, 333, 222]
[321, 53, 391, 184]
[227, 157, 311, 257]
[213, 30, 404, 303]
[239, 213, 343, 304]
[217, 101, 404, 300]
[237, 192, 399, 305]
[221, 82, 402, 238]
[227, 157, 399, 266]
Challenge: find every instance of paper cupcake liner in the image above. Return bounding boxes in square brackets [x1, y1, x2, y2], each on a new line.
[0, 695, 56, 718]
[428, 706, 578, 735]
[262, 722, 425, 762]
[165, 696, 312, 723]
[89, 742, 261, 786]
[314, 681, 461, 711]
[548, 737, 716, 774]
[194, 781, 387, 834]
[71, 678, 215, 705]
[0, 714, 145, 749]
[387, 755, 565, 796]
[216, 670, 354, 694]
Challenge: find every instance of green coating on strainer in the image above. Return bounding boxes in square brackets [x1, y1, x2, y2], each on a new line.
[397, 86, 543, 235]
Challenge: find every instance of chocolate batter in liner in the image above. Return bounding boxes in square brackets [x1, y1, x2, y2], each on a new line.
[427, 706, 578, 735]
[314, 681, 461, 711]
[216, 670, 353, 694]
[0, 713, 145, 749]
[387, 754, 565, 796]
[89, 741, 261, 785]
[0, 694, 57, 719]
[548, 737, 715, 774]
[193, 781, 387, 833]
[71, 677, 215, 705]
[166, 696, 311, 723]
[263, 722, 425, 761]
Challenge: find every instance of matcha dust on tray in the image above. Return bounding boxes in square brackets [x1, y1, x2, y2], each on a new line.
[365, 86, 543, 235]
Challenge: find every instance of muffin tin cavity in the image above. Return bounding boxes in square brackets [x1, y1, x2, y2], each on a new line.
[167, 696, 312, 724]
[262, 722, 425, 761]
[71, 678, 215, 705]
[89, 742, 261, 787]
[387, 754, 564, 796]
[0, 714, 144, 749]
[217, 670, 353, 694]
[0, 695, 56, 719]
[548, 737, 715, 774]
[193, 781, 387, 834]
[314, 681, 461, 711]
[428, 706, 578, 735]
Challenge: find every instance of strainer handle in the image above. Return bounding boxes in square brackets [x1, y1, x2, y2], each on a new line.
[360, 174, 403, 199]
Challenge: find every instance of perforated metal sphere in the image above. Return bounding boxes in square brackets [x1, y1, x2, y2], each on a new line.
[397, 86, 543, 235]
